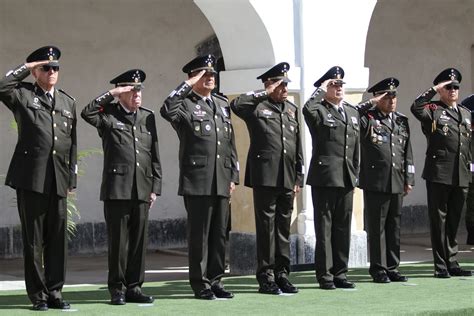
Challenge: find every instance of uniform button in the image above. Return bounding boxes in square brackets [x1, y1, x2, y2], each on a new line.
[371, 165, 374, 168]
[217, 154, 220, 159]
[460, 142, 463, 146]
[257, 155, 260, 158]
[214, 115, 218, 119]
[283, 149, 287, 154]
[136, 150, 139, 154]
[346, 145, 348, 149]
[217, 141, 221, 145]
[52, 110, 56, 115]
[392, 142, 395, 146]
[392, 163, 396, 166]
[344, 156, 347, 159]
[318, 161, 322, 165]
[392, 153, 395, 156]
[54, 136, 58, 141]
[24, 150, 27, 154]
[52, 150, 56, 155]
[133, 126, 137, 130]
[135, 137, 138, 142]
[283, 137, 286, 141]
[346, 135, 349, 138]
[391, 134, 394, 137]
[216, 128, 220, 132]
[282, 124, 285, 128]
[433, 155, 436, 158]
[192, 161, 196, 165]
[113, 169, 116, 172]
[53, 123, 57, 128]
[136, 162, 140, 166]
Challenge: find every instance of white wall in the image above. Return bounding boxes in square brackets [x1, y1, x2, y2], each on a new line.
[0, 0, 215, 225]
[365, 0, 474, 206]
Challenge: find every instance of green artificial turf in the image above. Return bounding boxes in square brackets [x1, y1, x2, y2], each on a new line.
[0, 261, 472, 315]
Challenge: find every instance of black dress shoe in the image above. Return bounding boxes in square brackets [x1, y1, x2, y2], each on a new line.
[276, 278, 299, 293]
[195, 288, 216, 300]
[319, 281, 336, 290]
[334, 279, 355, 288]
[126, 292, 154, 303]
[32, 301, 48, 311]
[211, 286, 234, 299]
[373, 273, 390, 283]
[387, 272, 408, 282]
[258, 281, 282, 295]
[434, 269, 451, 278]
[110, 293, 126, 305]
[48, 298, 70, 309]
[448, 267, 473, 277]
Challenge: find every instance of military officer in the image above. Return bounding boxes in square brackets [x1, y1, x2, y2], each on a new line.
[411, 68, 472, 278]
[231, 62, 304, 295]
[460, 94, 474, 245]
[0, 46, 76, 311]
[358, 78, 414, 283]
[161, 55, 239, 300]
[303, 66, 359, 290]
[81, 69, 162, 305]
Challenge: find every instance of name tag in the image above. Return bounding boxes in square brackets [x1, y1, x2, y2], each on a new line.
[407, 165, 415, 174]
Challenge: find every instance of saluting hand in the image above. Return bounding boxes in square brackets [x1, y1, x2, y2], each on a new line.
[319, 79, 336, 92]
[434, 80, 452, 93]
[369, 92, 388, 106]
[109, 86, 134, 97]
[25, 60, 51, 70]
[185, 70, 206, 87]
[265, 79, 283, 95]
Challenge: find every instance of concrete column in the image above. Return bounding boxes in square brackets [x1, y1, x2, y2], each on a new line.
[297, 0, 377, 267]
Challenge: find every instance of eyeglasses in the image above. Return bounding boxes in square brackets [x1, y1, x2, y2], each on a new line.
[444, 85, 459, 90]
[40, 65, 59, 72]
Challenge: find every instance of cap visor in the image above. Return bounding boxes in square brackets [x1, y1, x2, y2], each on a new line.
[47, 60, 59, 66]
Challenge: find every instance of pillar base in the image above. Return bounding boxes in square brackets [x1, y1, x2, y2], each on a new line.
[228, 230, 368, 276]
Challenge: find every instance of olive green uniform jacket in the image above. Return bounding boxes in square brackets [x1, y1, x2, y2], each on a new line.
[81, 91, 162, 201]
[0, 63, 77, 197]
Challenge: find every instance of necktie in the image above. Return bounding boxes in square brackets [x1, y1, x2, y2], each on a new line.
[338, 106, 345, 121]
[46, 92, 55, 107]
[206, 98, 215, 112]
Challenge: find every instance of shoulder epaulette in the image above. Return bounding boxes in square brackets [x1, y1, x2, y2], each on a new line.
[285, 99, 298, 108]
[58, 89, 76, 101]
[459, 103, 470, 111]
[343, 102, 357, 110]
[140, 106, 154, 113]
[18, 82, 34, 90]
[395, 111, 408, 118]
[212, 93, 228, 103]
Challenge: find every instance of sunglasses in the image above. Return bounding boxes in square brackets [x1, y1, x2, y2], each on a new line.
[40, 65, 59, 72]
[444, 85, 459, 90]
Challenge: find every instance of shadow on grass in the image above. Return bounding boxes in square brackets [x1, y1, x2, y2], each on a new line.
[1, 260, 472, 309]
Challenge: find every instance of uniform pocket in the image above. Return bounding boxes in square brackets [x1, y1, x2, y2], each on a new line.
[184, 155, 208, 167]
[108, 164, 129, 175]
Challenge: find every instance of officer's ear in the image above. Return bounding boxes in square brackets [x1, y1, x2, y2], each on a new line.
[30, 67, 39, 80]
